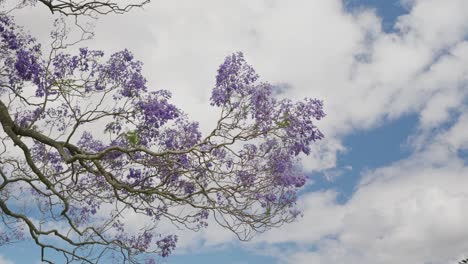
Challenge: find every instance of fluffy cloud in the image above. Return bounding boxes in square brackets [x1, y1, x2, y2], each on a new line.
[0, 254, 14, 264]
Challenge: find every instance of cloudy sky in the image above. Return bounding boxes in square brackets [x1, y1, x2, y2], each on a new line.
[2, 0, 468, 263]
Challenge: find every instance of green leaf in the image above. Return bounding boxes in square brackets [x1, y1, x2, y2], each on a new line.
[276, 114, 290, 128]
[125, 130, 139, 145]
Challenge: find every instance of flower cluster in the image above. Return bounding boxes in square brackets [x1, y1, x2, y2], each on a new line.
[101, 49, 147, 97]
[210, 52, 325, 156]
[0, 16, 44, 95]
[77, 132, 106, 152]
[13, 107, 41, 128]
[279, 98, 325, 155]
[205, 52, 325, 214]
[124, 231, 154, 252]
[52, 48, 104, 80]
[160, 118, 202, 150]
[31, 142, 65, 173]
[210, 52, 259, 106]
[137, 91, 180, 128]
[156, 235, 178, 257]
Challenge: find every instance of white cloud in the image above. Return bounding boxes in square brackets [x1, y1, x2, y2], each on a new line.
[254, 190, 345, 245]
[284, 163, 468, 263]
[0, 254, 14, 264]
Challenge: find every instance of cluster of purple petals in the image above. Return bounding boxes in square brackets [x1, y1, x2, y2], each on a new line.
[51, 48, 145, 96]
[207, 54, 324, 214]
[249, 83, 277, 132]
[135, 90, 182, 146]
[160, 118, 202, 150]
[13, 107, 42, 128]
[279, 189, 297, 204]
[104, 121, 123, 135]
[52, 48, 104, 81]
[127, 168, 142, 180]
[156, 235, 178, 257]
[279, 98, 325, 155]
[99, 49, 147, 97]
[178, 180, 196, 194]
[146, 205, 168, 221]
[137, 90, 180, 128]
[0, 16, 20, 50]
[14, 49, 43, 91]
[77, 131, 106, 152]
[126, 231, 154, 252]
[1, 16, 45, 96]
[68, 206, 88, 226]
[193, 209, 209, 228]
[265, 193, 277, 203]
[105, 138, 129, 162]
[123, 167, 157, 187]
[210, 52, 259, 106]
[268, 149, 306, 188]
[210, 52, 325, 157]
[31, 142, 65, 172]
[84, 197, 101, 216]
[236, 170, 256, 186]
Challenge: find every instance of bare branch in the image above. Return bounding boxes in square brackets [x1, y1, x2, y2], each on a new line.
[37, 0, 150, 16]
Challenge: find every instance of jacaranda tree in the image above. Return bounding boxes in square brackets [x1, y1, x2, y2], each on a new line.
[0, 8, 325, 264]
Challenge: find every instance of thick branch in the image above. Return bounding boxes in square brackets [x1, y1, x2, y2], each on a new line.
[37, 0, 150, 16]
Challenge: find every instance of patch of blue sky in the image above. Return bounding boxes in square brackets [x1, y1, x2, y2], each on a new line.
[0, 241, 41, 263]
[170, 244, 278, 264]
[343, 0, 409, 33]
[305, 113, 418, 204]
[459, 149, 468, 165]
[0, 235, 283, 264]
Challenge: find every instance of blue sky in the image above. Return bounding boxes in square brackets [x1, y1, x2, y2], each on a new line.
[2, 0, 468, 263]
[344, 0, 407, 32]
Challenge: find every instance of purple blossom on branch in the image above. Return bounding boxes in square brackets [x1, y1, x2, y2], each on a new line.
[156, 235, 178, 257]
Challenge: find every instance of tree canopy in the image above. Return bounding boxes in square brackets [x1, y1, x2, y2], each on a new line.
[0, 3, 325, 263]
